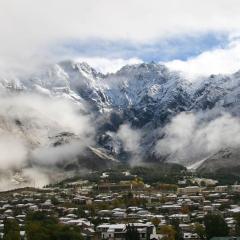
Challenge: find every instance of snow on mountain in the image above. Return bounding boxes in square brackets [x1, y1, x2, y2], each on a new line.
[1, 60, 240, 176]
[192, 72, 240, 112]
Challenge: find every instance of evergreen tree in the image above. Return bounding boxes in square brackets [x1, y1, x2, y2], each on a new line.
[234, 213, 240, 235]
[25, 211, 83, 240]
[125, 224, 140, 240]
[3, 219, 21, 240]
[204, 213, 229, 240]
[170, 218, 182, 240]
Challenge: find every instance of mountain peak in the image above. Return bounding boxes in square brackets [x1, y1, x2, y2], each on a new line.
[116, 62, 167, 74]
[58, 60, 95, 74]
[1, 60, 240, 176]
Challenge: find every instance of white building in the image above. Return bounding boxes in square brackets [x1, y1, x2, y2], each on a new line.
[169, 214, 190, 223]
[215, 186, 228, 192]
[231, 185, 240, 192]
[183, 232, 200, 240]
[177, 186, 201, 195]
[96, 223, 156, 240]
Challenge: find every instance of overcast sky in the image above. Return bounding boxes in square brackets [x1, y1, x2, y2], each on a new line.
[1, 0, 240, 77]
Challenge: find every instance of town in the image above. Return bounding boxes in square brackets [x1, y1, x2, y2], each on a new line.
[1, 165, 240, 240]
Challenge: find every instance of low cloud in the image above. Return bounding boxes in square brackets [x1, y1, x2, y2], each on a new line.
[21, 168, 51, 188]
[0, 133, 27, 170]
[0, 90, 95, 188]
[165, 39, 240, 79]
[31, 141, 90, 167]
[155, 112, 240, 165]
[116, 123, 142, 165]
[0, 92, 94, 142]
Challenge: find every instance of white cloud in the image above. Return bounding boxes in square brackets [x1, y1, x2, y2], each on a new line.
[31, 141, 88, 166]
[0, 90, 95, 167]
[165, 39, 240, 79]
[75, 57, 143, 74]
[117, 124, 141, 153]
[0, 90, 95, 189]
[2, 0, 240, 74]
[0, 93, 94, 139]
[155, 112, 240, 165]
[0, 133, 27, 170]
[116, 123, 142, 164]
[21, 168, 51, 188]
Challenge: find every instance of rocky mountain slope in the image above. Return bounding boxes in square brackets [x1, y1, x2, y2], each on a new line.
[196, 148, 240, 173]
[1, 61, 240, 177]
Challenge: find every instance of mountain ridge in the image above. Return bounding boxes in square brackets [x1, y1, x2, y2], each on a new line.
[1, 61, 240, 177]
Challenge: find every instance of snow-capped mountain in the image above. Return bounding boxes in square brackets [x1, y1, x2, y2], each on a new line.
[27, 61, 193, 127]
[2, 60, 240, 177]
[191, 72, 240, 112]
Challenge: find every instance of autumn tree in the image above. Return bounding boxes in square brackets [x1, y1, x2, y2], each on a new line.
[159, 225, 176, 240]
[194, 223, 205, 240]
[151, 217, 161, 228]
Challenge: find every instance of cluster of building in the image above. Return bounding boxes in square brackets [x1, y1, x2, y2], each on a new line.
[1, 177, 240, 239]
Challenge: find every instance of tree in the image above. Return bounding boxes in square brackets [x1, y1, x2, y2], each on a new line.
[25, 211, 83, 240]
[159, 225, 176, 240]
[86, 204, 96, 217]
[151, 217, 161, 227]
[74, 207, 87, 218]
[194, 223, 205, 240]
[3, 219, 21, 240]
[234, 213, 240, 235]
[51, 196, 59, 205]
[200, 181, 206, 187]
[91, 217, 105, 230]
[125, 224, 140, 240]
[123, 192, 133, 204]
[170, 218, 182, 240]
[204, 214, 229, 240]
[181, 205, 190, 214]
